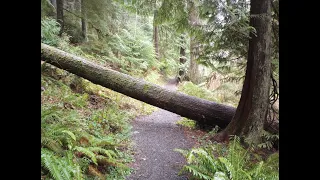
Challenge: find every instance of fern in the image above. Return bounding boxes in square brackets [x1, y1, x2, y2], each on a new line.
[61, 130, 77, 141]
[41, 149, 64, 180]
[88, 147, 117, 159]
[41, 148, 84, 180]
[183, 165, 213, 180]
[255, 130, 279, 150]
[176, 136, 279, 180]
[41, 17, 60, 46]
[74, 146, 98, 165]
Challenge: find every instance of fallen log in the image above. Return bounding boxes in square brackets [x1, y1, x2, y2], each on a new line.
[41, 43, 278, 132]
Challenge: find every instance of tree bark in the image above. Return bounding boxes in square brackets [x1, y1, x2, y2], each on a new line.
[80, 0, 88, 42]
[41, 43, 235, 128]
[188, 2, 200, 84]
[56, 0, 64, 36]
[216, 0, 273, 144]
[41, 44, 278, 133]
[153, 10, 159, 61]
[178, 34, 187, 81]
[189, 38, 200, 84]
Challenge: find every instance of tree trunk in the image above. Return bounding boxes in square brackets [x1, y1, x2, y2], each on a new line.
[189, 38, 200, 84]
[80, 0, 88, 42]
[56, 0, 64, 36]
[178, 34, 187, 81]
[153, 10, 159, 61]
[188, 2, 200, 84]
[41, 43, 235, 128]
[41, 44, 277, 133]
[215, 0, 272, 144]
[50, 0, 57, 9]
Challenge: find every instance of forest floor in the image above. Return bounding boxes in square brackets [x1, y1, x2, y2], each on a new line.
[126, 80, 197, 180]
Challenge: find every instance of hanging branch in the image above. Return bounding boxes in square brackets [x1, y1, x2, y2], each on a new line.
[266, 71, 279, 132]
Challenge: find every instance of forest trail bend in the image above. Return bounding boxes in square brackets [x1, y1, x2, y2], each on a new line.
[127, 80, 193, 180]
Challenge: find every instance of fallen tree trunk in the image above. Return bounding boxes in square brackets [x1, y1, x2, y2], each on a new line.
[41, 43, 278, 132]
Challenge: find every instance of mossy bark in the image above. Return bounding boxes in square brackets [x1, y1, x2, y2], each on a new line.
[41, 43, 236, 128]
[215, 0, 273, 144]
[41, 44, 278, 133]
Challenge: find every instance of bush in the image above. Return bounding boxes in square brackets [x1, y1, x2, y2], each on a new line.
[176, 136, 279, 180]
[41, 17, 61, 46]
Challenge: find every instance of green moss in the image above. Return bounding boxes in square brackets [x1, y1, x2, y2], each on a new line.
[176, 117, 197, 129]
[143, 84, 151, 93]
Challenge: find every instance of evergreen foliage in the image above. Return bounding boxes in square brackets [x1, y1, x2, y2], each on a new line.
[41, 0, 279, 178]
[176, 136, 279, 180]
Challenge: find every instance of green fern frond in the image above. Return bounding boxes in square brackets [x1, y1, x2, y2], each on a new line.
[96, 155, 127, 168]
[248, 161, 264, 178]
[42, 138, 64, 154]
[174, 148, 189, 157]
[74, 146, 98, 165]
[41, 149, 65, 180]
[41, 148, 84, 180]
[88, 147, 117, 159]
[91, 137, 117, 147]
[218, 157, 234, 179]
[61, 130, 77, 141]
[183, 165, 213, 180]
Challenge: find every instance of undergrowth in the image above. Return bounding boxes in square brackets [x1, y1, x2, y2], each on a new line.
[178, 81, 240, 107]
[175, 136, 279, 180]
[41, 62, 157, 179]
[176, 117, 197, 129]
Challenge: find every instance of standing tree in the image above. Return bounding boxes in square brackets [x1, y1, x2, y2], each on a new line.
[80, 0, 88, 42]
[153, 10, 159, 60]
[214, 0, 272, 144]
[56, 0, 64, 36]
[188, 0, 201, 84]
[178, 34, 187, 81]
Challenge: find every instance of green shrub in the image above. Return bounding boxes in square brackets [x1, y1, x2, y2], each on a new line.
[41, 17, 61, 46]
[41, 72, 133, 179]
[178, 81, 240, 107]
[176, 117, 197, 129]
[178, 81, 218, 102]
[175, 136, 279, 180]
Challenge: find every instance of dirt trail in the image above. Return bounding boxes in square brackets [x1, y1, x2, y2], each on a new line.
[127, 81, 193, 180]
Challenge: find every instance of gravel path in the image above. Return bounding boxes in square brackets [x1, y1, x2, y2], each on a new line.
[126, 82, 193, 180]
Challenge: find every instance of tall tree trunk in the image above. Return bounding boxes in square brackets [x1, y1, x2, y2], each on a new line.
[56, 0, 64, 36]
[215, 0, 272, 144]
[188, 2, 200, 84]
[153, 10, 159, 61]
[178, 34, 187, 81]
[80, 0, 88, 42]
[189, 38, 200, 84]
